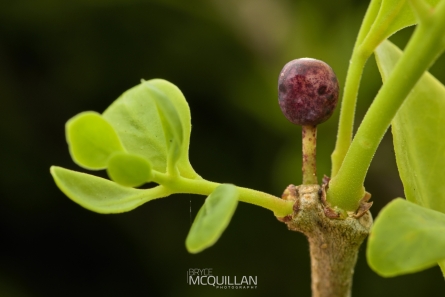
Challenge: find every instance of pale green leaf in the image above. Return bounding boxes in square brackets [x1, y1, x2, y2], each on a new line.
[107, 152, 152, 188]
[186, 184, 239, 253]
[102, 79, 198, 179]
[361, 0, 439, 51]
[143, 81, 183, 170]
[51, 166, 170, 213]
[66, 111, 124, 170]
[367, 198, 445, 277]
[375, 40, 445, 213]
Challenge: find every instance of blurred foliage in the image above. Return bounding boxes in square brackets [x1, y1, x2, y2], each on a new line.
[1, 0, 445, 296]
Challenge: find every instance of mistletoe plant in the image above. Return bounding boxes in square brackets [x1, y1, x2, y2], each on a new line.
[51, 0, 445, 296]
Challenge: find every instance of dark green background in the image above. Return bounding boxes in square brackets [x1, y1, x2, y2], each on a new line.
[1, 0, 445, 296]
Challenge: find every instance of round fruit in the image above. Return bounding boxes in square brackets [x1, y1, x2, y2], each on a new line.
[278, 58, 339, 126]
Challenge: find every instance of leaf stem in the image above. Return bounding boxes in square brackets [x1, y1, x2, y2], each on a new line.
[327, 3, 445, 211]
[331, 0, 382, 177]
[331, 50, 368, 177]
[409, 0, 433, 23]
[151, 171, 294, 217]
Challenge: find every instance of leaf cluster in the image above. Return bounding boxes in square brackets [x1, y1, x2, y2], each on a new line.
[51, 78, 292, 253]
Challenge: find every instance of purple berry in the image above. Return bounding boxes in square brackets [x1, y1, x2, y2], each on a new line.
[278, 58, 339, 126]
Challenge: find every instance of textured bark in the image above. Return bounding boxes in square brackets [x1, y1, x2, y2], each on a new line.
[278, 184, 372, 297]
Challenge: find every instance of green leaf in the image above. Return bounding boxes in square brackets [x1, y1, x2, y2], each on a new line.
[375, 40, 445, 213]
[371, 40, 445, 277]
[360, 0, 439, 52]
[51, 166, 170, 213]
[102, 79, 198, 179]
[143, 80, 183, 172]
[66, 111, 124, 170]
[367, 198, 445, 277]
[107, 152, 152, 188]
[186, 184, 239, 253]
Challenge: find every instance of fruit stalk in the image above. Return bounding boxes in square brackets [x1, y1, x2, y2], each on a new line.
[302, 125, 318, 185]
[278, 58, 339, 186]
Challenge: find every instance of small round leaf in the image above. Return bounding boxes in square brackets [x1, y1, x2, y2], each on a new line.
[367, 198, 445, 277]
[50, 166, 169, 213]
[107, 152, 152, 188]
[143, 82, 184, 170]
[186, 184, 239, 254]
[66, 111, 124, 170]
[102, 79, 199, 179]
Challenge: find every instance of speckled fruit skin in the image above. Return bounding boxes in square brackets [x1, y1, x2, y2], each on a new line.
[278, 58, 339, 126]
